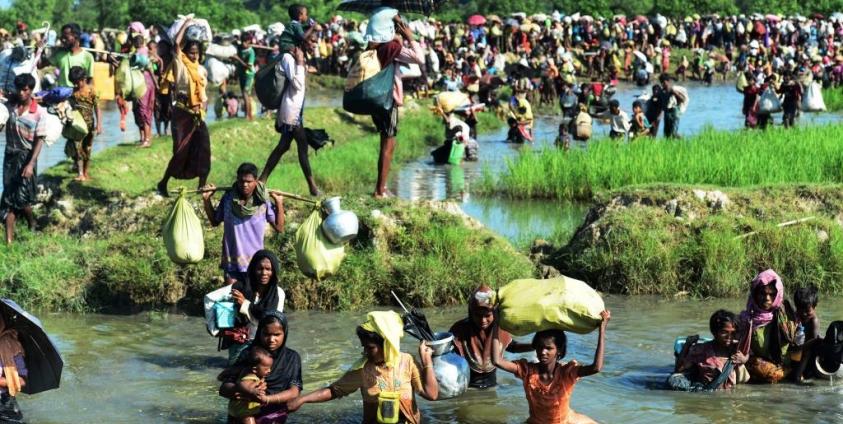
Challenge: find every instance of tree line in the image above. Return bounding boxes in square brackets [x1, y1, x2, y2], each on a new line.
[2, 0, 842, 33]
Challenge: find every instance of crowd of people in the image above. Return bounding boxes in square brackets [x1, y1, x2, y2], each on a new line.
[3, 5, 843, 422]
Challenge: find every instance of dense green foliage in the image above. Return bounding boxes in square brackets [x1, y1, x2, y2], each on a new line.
[1, 105, 531, 312]
[483, 123, 843, 201]
[551, 185, 843, 297]
[4, 0, 843, 32]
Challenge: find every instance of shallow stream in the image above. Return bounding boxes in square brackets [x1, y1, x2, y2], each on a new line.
[19, 297, 843, 423]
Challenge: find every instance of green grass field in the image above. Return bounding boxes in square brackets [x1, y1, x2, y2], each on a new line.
[4, 106, 530, 312]
[482, 123, 843, 201]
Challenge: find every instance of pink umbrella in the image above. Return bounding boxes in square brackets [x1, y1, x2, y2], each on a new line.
[766, 14, 781, 22]
[468, 15, 486, 26]
[635, 15, 649, 24]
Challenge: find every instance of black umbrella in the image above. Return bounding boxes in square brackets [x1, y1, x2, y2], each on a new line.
[0, 300, 63, 394]
[337, 0, 445, 16]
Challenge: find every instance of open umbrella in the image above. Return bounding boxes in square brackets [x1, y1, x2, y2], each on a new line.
[766, 14, 781, 22]
[487, 15, 502, 24]
[336, 0, 444, 16]
[0, 299, 62, 395]
[467, 15, 486, 26]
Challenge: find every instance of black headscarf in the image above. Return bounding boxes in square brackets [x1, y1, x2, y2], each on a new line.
[232, 250, 282, 324]
[251, 312, 303, 394]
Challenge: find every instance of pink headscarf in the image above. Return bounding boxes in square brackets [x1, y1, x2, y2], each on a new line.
[741, 269, 784, 329]
[738, 269, 784, 354]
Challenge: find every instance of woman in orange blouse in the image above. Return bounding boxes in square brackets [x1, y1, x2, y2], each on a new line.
[493, 310, 610, 424]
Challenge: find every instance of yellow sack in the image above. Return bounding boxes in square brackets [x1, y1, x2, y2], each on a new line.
[294, 209, 346, 280]
[345, 50, 382, 91]
[434, 92, 470, 114]
[162, 189, 205, 264]
[498, 276, 604, 336]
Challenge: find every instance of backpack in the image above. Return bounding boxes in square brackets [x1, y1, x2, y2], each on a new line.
[255, 54, 287, 109]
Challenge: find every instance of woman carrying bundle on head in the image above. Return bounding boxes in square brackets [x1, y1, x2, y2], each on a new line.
[157, 18, 211, 195]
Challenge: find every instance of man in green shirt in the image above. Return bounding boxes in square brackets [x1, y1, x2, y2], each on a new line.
[44, 23, 94, 88]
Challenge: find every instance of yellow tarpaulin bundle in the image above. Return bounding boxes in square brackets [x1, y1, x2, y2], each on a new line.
[498, 276, 604, 336]
[294, 208, 345, 280]
[162, 189, 205, 264]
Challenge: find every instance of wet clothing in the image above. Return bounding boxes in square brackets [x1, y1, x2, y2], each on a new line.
[739, 269, 795, 383]
[676, 341, 736, 389]
[329, 352, 424, 424]
[2, 101, 46, 216]
[69, 88, 98, 162]
[514, 360, 580, 424]
[228, 374, 263, 418]
[450, 318, 513, 388]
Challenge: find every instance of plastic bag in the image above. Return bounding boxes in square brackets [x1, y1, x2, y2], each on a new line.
[498, 276, 605, 336]
[803, 82, 827, 112]
[294, 208, 346, 280]
[203, 284, 232, 336]
[40, 111, 63, 147]
[758, 89, 782, 114]
[168, 16, 212, 45]
[205, 57, 233, 86]
[162, 189, 205, 264]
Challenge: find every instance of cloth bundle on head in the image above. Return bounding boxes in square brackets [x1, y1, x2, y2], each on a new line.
[365, 7, 398, 44]
[359, 311, 404, 368]
[0, 317, 24, 396]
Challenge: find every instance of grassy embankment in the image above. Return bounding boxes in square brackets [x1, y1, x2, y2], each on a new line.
[483, 123, 843, 200]
[1, 105, 531, 312]
[551, 185, 843, 297]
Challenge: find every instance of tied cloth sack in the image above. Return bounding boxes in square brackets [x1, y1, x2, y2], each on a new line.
[343, 50, 395, 115]
[114, 58, 147, 101]
[162, 188, 205, 264]
[498, 276, 605, 336]
[294, 206, 346, 280]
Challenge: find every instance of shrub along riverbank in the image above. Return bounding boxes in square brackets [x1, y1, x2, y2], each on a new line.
[482, 123, 843, 201]
[2, 105, 532, 312]
[546, 184, 843, 297]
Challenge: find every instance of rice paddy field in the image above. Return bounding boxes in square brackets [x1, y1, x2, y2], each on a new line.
[483, 123, 843, 200]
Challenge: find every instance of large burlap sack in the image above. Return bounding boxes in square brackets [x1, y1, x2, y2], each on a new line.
[498, 276, 604, 336]
[294, 208, 345, 280]
[162, 189, 205, 264]
[435, 92, 470, 114]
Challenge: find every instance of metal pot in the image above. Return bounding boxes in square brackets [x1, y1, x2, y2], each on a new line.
[320, 197, 359, 244]
[426, 332, 469, 399]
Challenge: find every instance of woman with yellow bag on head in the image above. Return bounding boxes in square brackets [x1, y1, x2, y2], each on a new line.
[288, 311, 439, 423]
